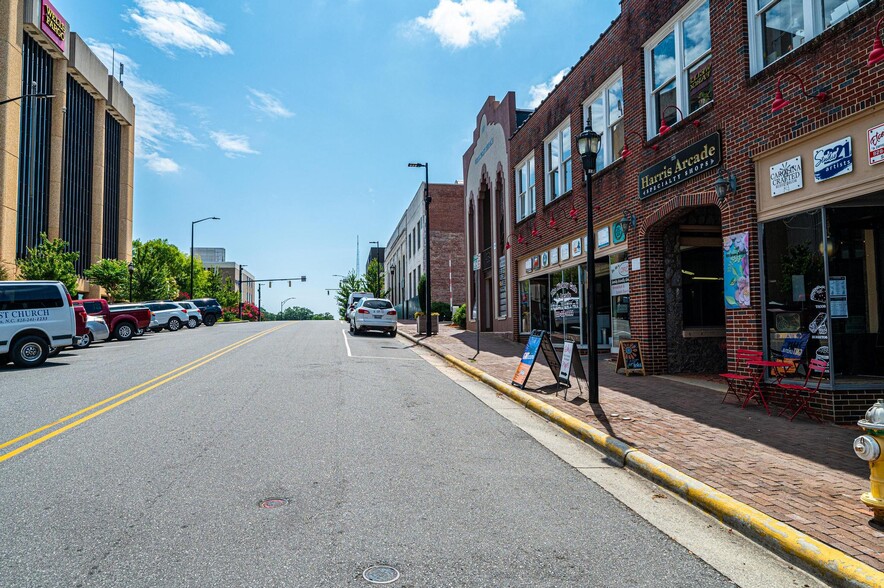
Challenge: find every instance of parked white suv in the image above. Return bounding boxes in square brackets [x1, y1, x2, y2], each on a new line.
[176, 301, 202, 329]
[0, 281, 76, 368]
[143, 301, 189, 332]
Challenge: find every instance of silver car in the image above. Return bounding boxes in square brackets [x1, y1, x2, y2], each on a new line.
[75, 316, 110, 349]
[350, 298, 397, 336]
[177, 301, 203, 329]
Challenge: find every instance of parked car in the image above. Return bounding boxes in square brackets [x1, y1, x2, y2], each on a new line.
[189, 298, 222, 326]
[350, 297, 397, 336]
[346, 291, 373, 321]
[73, 299, 152, 341]
[74, 315, 110, 349]
[143, 302, 188, 332]
[0, 281, 76, 368]
[176, 301, 202, 329]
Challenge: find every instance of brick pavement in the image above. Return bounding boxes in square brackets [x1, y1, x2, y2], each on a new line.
[399, 322, 884, 571]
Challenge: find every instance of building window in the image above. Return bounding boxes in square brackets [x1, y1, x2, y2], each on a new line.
[583, 71, 624, 171]
[515, 156, 536, 221]
[645, 0, 711, 137]
[681, 246, 725, 329]
[103, 114, 121, 260]
[417, 220, 421, 249]
[749, 0, 872, 73]
[544, 123, 572, 203]
[61, 75, 95, 276]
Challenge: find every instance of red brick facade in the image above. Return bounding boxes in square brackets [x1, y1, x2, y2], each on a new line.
[504, 0, 884, 421]
[428, 184, 468, 307]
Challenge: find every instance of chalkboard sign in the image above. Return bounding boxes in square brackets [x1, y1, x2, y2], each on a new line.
[512, 330, 559, 389]
[615, 339, 646, 376]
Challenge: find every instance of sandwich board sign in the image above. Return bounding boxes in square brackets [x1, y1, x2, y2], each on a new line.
[512, 330, 559, 389]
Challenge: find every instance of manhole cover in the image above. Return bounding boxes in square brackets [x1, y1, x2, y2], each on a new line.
[258, 498, 289, 509]
[363, 565, 400, 584]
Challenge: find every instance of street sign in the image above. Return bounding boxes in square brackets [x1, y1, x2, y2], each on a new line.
[472, 254, 480, 271]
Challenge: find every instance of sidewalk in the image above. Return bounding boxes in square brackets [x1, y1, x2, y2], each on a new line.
[399, 322, 883, 572]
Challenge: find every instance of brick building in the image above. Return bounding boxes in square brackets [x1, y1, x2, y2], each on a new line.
[504, 0, 884, 421]
[385, 183, 466, 316]
[462, 93, 532, 334]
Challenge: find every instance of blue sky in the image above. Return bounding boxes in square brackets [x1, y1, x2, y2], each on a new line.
[54, 0, 621, 315]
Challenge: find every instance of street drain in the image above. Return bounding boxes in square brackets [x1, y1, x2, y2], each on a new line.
[363, 565, 400, 584]
[258, 498, 289, 509]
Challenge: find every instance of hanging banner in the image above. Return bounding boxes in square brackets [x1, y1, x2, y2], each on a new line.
[723, 232, 751, 309]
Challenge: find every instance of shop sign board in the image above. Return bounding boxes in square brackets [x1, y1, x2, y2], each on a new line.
[550, 247, 559, 265]
[524, 259, 532, 274]
[813, 136, 853, 182]
[723, 232, 751, 309]
[610, 261, 630, 296]
[41, 0, 67, 52]
[472, 254, 480, 271]
[638, 132, 721, 200]
[868, 122, 884, 166]
[560, 243, 570, 261]
[829, 276, 848, 318]
[532, 256, 540, 271]
[498, 256, 507, 317]
[572, 238, 582, 256]
[612, 221, 626, 244]
[770, 156, 803, 196]
[597, 226, 610, 249]
[541, 252, 549, 268]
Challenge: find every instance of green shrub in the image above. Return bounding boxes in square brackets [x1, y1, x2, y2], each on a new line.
[451, 304, 466, 328]
[431, 301, 452, 321]
[222, 311, 237, 322]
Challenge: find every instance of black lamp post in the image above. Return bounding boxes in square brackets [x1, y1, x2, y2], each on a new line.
[128, 262, 135, 301]
[390, 266, 396, 304]
[408, 162, 431, 335]
[190, 216, 219, 300]
[369, 240, 380, 297]
[577, 120, 602, 404]
[238, 264, 247, 319]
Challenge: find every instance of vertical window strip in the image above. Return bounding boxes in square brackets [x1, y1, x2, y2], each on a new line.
[16, 35, 54, 260]
[61, 75, 95, 276]
[103, 114, 122, 259]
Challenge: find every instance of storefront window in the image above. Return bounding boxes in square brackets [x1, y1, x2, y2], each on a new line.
[610, 253, 631, 349]
[762, 210, 828, 377]
[550, 267, 582, 345]
[826, 205, 884, 382]
[529, 277, 550, 334]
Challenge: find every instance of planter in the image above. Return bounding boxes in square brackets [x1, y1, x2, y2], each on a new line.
[417, 315, 439, 335]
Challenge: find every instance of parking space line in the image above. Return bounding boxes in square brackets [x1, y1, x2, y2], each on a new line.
[341, 329, 421, 361]
[341, 329, 353, 357]
[0, 324, 288, 464]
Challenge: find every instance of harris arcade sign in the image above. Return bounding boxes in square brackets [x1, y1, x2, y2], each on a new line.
[638, 132, 721, 200]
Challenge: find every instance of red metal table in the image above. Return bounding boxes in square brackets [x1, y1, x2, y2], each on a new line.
[744, 360, 791, 415]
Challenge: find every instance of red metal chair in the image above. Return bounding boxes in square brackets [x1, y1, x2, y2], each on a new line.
[720, 349, 763, 404]
[776, 358, 827, 421]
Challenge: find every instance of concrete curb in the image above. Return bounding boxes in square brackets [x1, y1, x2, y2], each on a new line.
[401, 330, 884, 588]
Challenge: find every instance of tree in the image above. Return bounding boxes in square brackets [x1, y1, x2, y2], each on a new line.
[364, 258, 385, 298]
[16, 233, 79, 294]
[0, 265, 8, 281]
[313, 312, 334, 321]
[133, 238, 208, 299]
[205, 269, 239, 308]
[84, 259, 130, 301]
[131, 240, 177, 301]
[417, 273, 427, 312]
[335, 270, 366, 319]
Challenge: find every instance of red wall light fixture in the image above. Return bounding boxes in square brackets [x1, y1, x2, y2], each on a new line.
[658, 105, 700, 137]
[620, 130, 658, 158]
[517, 233, 525, 244]
[770, 71, 827, 113]
[569, 198, 578, 219]
[548, 213, 557, 229]
[869, 16, 884, 66]
[531, 221, 540, 238]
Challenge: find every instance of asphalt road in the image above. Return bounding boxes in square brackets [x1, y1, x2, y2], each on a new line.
[0, 321, 807, 587]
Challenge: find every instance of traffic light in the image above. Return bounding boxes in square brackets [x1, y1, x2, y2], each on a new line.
[268, 281, 272, 288]
[288, 281, 292, 287]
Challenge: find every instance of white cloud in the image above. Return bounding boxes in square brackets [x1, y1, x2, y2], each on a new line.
[88, 39, 197, 174]
[210, 131, 259, 157]
[413, 0, 523, 49]
[128, 0, 232, 56]
[247, 89, 294, 119]
[527, 67, 570, 109]
[143, 152, 181, 173]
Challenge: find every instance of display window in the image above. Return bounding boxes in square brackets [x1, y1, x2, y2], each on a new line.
[761, 201, 884, 386]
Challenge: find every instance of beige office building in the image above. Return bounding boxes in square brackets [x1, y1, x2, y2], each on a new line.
[1, 0, 135, 293]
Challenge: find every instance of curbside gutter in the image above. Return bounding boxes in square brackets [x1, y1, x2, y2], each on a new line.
[401, 331, 884, 588]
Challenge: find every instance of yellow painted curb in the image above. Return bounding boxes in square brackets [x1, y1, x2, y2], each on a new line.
[402, 331, 884, 587]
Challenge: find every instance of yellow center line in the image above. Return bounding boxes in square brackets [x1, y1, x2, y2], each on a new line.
[0, 324, 288, 463]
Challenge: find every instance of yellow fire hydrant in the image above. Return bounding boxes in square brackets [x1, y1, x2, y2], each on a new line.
[854, 399, 884, 526]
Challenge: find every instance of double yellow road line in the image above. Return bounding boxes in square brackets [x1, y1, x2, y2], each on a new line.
[0, 323, 287, 464]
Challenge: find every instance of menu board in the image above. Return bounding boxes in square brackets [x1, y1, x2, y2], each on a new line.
[615, 340, 646, 376]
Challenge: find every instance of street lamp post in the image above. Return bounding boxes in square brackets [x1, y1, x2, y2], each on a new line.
[0, 92, 54, 106]
[238, 264, 247, 319]
[190, 217, 219, 300]
[390, 266, 396, 305]
[280, 297, 295, 315]
[128, 262, 135, 301]
[577, 120, 602, 404]
[408, 162, 431, 335]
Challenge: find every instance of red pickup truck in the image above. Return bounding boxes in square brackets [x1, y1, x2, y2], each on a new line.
[73, 299, 152, 341]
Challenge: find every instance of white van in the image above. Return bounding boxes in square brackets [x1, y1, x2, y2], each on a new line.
[346, 291, 373, 320]
[0, 281, 76, 368]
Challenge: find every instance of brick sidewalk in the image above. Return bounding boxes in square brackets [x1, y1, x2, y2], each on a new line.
[400, 322, 884, 571]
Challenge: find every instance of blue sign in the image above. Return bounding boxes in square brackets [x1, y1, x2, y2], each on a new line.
[813, 136, 853, 182]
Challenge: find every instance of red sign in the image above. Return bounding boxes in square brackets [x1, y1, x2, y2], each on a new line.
[41, 0, 67, 52]
[868, 123, 884, 166]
